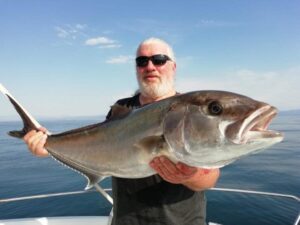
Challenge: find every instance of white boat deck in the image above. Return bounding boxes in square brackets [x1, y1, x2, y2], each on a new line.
[0, 216, 224, 225]
[0, 216, 109, 225]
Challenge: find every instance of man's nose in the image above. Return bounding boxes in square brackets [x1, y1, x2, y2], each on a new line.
[145, 60, 156, 70]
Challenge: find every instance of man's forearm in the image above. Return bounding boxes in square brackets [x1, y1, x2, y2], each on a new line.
[183, 168, 220, 191]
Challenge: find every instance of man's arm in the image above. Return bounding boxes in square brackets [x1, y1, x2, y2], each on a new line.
[182, 167, 220, 191]
[150, 156, 220, 191]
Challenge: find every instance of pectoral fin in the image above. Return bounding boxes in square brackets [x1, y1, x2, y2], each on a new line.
[136, 135, 166, 152]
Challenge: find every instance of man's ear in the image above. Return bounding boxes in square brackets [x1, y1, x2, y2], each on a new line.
[172, 62, 177, 71]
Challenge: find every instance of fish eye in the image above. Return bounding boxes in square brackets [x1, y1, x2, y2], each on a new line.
[208, 101, 223, 116]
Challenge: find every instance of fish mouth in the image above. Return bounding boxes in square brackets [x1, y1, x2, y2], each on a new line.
[227, 105, 284, 144]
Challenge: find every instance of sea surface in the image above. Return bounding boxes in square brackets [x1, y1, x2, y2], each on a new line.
[0, 114, 299, 225]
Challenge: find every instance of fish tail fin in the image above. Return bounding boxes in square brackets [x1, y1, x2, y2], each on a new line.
[0, 83, 44, 138]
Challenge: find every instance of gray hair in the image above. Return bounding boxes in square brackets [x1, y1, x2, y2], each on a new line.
[136, 37, 176, 62]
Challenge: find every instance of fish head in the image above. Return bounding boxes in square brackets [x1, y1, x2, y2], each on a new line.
[163, 91, 284, 168]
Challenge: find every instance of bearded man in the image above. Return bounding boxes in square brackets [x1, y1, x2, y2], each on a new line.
[24, 38, 220, 225]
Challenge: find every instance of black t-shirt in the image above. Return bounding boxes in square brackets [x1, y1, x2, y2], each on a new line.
[108, 94, 207, 225]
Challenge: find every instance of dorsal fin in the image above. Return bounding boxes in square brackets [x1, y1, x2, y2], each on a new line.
[109, 104, 133, 120]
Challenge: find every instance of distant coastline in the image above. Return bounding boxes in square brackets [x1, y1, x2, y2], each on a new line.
[279, 109, 300, 115]
[0, 109, 299, 122]
[0, 115, 106, 122]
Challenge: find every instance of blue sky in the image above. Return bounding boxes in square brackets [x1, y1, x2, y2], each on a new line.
[0, 0, 299, 120]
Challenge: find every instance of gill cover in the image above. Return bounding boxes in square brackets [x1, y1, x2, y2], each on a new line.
[163, 103, 223, 162]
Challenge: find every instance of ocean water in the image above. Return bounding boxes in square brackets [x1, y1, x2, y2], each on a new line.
[0, 114, 299, 225]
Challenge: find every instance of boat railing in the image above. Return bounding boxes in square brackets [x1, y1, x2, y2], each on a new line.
[210, 187, 300, 202]
[0, 186, 299, 225]
[1, 186, 298, 203]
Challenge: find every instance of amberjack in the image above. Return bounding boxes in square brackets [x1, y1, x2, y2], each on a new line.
[0, 84, 283, 189]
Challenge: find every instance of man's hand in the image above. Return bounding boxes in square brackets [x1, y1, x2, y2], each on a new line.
[23, 127, 49, 157]
[149, 156, 197, 184]
[150, 156, 220, 191]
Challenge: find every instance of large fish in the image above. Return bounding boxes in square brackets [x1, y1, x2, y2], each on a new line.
[0, 84, 283, 189]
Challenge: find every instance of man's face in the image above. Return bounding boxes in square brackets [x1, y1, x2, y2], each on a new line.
[136, 43, 176, 99]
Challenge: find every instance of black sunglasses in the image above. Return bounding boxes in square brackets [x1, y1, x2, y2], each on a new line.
[135, 54, 172, 67]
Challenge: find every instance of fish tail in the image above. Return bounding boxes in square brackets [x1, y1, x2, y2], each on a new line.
[0, 83, 43, 138]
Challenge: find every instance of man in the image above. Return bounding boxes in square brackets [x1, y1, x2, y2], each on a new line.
[24, 38, 220, 225]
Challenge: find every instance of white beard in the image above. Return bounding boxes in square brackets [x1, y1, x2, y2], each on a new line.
[137, 74, 175, 98]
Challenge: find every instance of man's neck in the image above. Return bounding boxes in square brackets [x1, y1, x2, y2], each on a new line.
[139, 90, 176, 106]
